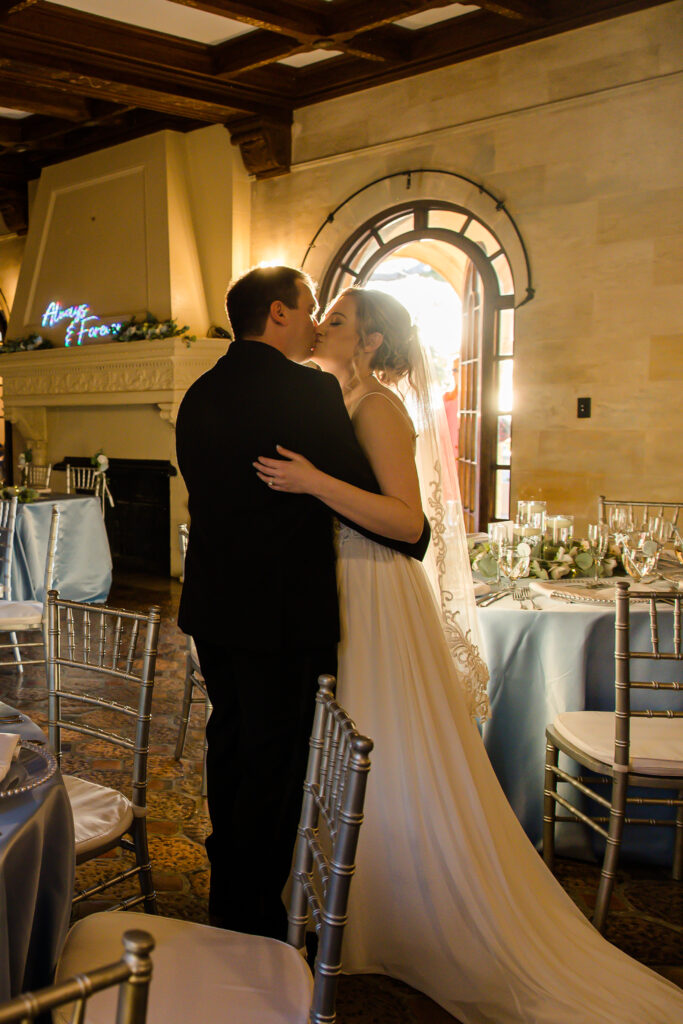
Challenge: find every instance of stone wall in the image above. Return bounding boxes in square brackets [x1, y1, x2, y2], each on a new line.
[250, 2, 683, 532]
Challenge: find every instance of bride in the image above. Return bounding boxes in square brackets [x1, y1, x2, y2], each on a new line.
[255, 287, 683, 1023]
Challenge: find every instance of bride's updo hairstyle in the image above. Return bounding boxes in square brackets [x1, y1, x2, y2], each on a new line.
[342, 288, 420, 388]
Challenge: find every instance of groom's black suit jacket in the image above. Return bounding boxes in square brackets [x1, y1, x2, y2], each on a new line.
[176, 338, 430, 653]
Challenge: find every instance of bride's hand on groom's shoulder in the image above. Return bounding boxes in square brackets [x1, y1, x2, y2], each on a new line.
[253, 445, 320, 494]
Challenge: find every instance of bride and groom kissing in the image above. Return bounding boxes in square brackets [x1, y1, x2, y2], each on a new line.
[176, 264, 683, 1024]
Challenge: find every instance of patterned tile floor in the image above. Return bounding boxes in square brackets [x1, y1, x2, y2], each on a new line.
[3, 571, 681, 1022]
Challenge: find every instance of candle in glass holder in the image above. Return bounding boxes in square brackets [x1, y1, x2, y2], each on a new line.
[547, 515, 574, 545]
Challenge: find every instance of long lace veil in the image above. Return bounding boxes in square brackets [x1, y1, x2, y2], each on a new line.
[402, 344, 491, 721]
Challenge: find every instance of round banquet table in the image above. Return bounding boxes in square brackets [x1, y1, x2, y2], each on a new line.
[11, 494, 112, 603]
[478, 585, 682, 865]
[0, 701, 74, 1000]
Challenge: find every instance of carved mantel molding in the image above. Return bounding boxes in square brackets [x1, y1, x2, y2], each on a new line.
[0, 337, 227, 412]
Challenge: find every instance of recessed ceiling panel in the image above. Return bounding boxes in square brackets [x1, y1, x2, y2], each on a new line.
[49, 0, 254, 44]
[279, 50, 344, 68]
[397, 3, 480, 30]
[0, 108, 32, 119]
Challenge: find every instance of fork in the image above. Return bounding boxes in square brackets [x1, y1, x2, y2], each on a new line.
[512, 586, 540, 610]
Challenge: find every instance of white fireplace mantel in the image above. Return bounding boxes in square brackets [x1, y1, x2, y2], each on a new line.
[0, 337, 227, 444]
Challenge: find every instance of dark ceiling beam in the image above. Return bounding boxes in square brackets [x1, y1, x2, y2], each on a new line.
[0, 32, 293, 120]
[213, 30, 303, 76]
[0, 0, 39, 16]
[337, 26, 412, 63]
[472, 0, 547, 19]
[0, 78, 91, 121]
[167, 0, 328, 41]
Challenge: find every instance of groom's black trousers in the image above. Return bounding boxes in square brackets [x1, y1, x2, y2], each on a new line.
[193, 638, 338, 942]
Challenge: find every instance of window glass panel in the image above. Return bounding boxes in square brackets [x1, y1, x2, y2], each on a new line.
[349, 234, 379, 271]
[495, 469, 511, 520]
[428, 209, 468, 233]
[497, 357, 513, 412]
[464, 219, 498, 256]
[497, 414, 511, 466]
[492, 254, 514, 295]
[376, 213, 414, 244]
[498, 308, 514, 355]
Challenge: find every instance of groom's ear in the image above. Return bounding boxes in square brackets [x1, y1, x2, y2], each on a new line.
[270, 300, 288, 326]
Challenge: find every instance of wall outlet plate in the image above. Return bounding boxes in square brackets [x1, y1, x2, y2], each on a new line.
[577, 397, 591, 418]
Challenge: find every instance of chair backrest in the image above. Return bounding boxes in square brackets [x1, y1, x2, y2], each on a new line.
[36, 503, 61, 604]
[0, 497, 18, 601]
[287, 674, 373, 1024]
[599, 495, 680, 531]
[46, 590, 161, 812]
[65, 463, 102, 495]
[0, 929, 154, 1024]
[26, 463, 52, 488]
[613, 579, 683, 769]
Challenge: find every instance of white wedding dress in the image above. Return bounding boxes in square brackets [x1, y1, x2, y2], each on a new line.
[335, 523, 683, 1024]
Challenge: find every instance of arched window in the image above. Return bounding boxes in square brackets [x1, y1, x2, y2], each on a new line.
[319, 200, 514, 532]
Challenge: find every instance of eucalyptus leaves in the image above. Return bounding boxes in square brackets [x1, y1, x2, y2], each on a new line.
[469, 536, 624, 581]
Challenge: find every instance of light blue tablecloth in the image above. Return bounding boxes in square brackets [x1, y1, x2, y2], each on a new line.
[11, 494, 112, 603]
[479, 594, 682, 865]
[0, 702, 75, 999]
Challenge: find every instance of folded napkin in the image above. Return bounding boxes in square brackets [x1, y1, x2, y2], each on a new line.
[0, 732, 20, 784]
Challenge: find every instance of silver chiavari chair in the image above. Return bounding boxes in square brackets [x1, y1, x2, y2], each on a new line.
[25, 463, 52, 491]
[598, 494, 681, 532]
[544, 580, 683, 932]
[0, 496, 17, 603]
[0, 503, 60, 671]
[47, 590, 161, 913]
[55, 675, 373, 1024]
[0, 930, 154, 1024]
[65, 463, 113, 515]
[174, 523, 209, 796]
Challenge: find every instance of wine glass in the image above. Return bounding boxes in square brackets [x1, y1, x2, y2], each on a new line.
[498, 541, 531, 586]
[586, 523, 609, 584]
[648, 516, 674, 547]
[673, 531, 683, 567]
[621, 532, 660, 582]
[608, 506, 633, 536]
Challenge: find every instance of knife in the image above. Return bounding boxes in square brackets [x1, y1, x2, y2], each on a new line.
[478, 591, 509, 608]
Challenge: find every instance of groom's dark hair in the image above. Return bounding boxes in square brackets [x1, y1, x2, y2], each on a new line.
[226, 265, 314, 339]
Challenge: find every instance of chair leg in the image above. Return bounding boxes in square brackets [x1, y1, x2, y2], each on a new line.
[543, 737, 559, 871]
[593, 772, 627, 933]
[673, 788, 683, 881]
[9, 631, 23, 674]
[174, 666, 194, 761]
[132, 818, 158, 915]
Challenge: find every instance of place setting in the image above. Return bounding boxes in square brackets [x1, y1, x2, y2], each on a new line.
[470, 501, 682, 609]
[0, 726, 56, 801]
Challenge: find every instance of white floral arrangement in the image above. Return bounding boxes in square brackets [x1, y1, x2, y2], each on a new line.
[469, 537, 625, 580]
[90, 449, 109, 475]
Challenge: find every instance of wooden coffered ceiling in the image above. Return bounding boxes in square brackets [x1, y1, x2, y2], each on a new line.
[0, 0, 670, 233]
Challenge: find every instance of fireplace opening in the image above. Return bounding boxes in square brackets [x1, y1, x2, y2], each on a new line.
[55, 456, 176, 576]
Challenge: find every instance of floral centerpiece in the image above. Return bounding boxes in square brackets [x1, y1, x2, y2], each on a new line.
[469, 536, 626, 581]
[2, 485, 38, 503]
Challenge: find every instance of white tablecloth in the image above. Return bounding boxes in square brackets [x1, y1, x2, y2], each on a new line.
[11, 494, 112, 603]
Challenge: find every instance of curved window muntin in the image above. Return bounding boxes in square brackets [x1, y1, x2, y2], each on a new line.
[320, 199, 515, 527]
[320, 200, 514, 309]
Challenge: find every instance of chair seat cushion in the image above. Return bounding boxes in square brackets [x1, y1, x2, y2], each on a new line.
[0, 600, 43, 630]
[553, 712, 683, 776]
[64, 775, 134, 857]
[56, 911, 313, 1024]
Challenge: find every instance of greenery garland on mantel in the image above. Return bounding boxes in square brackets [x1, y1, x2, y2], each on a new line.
[0, 314, 198, 355]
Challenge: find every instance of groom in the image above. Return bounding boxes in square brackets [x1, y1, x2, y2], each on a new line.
[176, 265, 428, 940]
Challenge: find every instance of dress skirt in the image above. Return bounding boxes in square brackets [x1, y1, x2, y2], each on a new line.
[335, 525, 683, 1024]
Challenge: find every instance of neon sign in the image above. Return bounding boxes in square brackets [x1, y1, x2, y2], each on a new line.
[41, 301, 123, 346]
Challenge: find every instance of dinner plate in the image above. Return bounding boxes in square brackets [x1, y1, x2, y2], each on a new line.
[0, 741, 57, 799]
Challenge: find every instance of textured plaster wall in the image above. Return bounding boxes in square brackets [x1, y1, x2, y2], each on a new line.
[251, 2, 683, 531]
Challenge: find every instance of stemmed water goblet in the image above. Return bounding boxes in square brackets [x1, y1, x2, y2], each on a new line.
[498, 541, 531, 587]
[620, 531, 660, 583]
[586, 523, 609, 585]
[488, 523, 510, 586]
